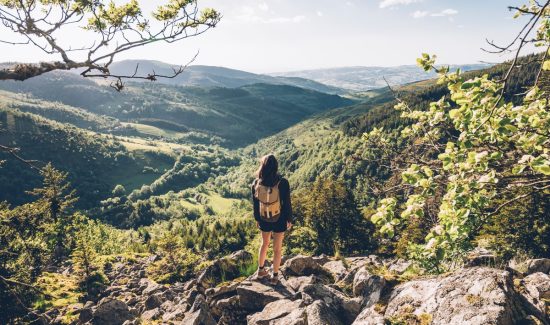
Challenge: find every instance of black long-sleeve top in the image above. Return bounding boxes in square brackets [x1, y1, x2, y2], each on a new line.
[251, 176, 292, 223]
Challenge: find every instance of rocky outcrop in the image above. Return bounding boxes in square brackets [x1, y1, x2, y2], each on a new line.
[91, 299, 133, 325]
[39, 252, 550, 325]
[355, 267, 549, 325]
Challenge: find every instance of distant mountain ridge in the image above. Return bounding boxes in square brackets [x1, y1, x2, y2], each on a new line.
[269, 64, 490, 91]
[108, 60, 347, 94]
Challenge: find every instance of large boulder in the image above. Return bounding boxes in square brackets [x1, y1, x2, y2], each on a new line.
[92, 299, 133, 325]
[247, 299, 305, 325]
[286, 275, 325, 292]
[140, 307, 161, 322]
[213, 295, 248, 325]
[236, 281, 292, 312]
[352, 267, 386, 307]
[358, 267, 525, 325]
[352, 305, 385, 325]
[282, 255, 334, 282]
[519, 272, 550, 324]
[322, 260, 349, 282]
[306, 300, 344, 325]
[301, 283, 362, 323]
[161, 303, 187, 322]
[182, 294, 216, 325]
[511, 258, 550, 276]
[144, 293, 163, 310]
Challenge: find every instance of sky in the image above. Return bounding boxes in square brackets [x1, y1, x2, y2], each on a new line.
[0, 0, 537, 73]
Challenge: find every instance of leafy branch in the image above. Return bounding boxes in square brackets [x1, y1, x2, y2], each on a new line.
[0, 0, 220, 87]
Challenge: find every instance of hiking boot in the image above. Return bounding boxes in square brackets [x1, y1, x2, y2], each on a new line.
[255, 267, 269, 280]
[269, 273, 279, 285]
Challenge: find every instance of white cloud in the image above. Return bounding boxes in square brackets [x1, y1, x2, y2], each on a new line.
[267, 15, 306, 23]
[258, 2, 269, 12]
[411, 10, 428, 18]
[431, 9, 458, 17]
[379, 0, 423, 9]
[236, 9, 307, 24]
[317, 11, 324, 17]
[411, 8, 459, 19]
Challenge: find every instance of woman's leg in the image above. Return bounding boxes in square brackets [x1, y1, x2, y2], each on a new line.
[258, 231, 271, 268]
[272, 232, 285, 274]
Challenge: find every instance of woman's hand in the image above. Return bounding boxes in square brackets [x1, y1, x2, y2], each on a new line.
[287, 221, 293, 230]
[256, 222, 260, 229]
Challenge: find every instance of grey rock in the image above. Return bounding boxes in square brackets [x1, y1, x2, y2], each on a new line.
[144, 293, 163, 310]
[142, 282, 163, 296]
[511, 258, 550, 275]
[160, 299, 174, 311]
[352, 305, 385, 325]
[301, 283, 361, 323]
[271, 307, 307, 325]
[386, 258, 412, 274]
[185, 288, 200, 305]
[375, 267, 523, 325]
[92, 299, 133, 325]
[141, 307, 160, 321]
[79, 307, 93, 323]
[182, 308, 216, 325]
[236, 281, 290, 311]
[285, 275, 323, 292]
[283, 255, 334, 282]
[205, 281, 239, 300]
[162, 304, 187, 322]
[306, 300, 344, 325]
[352, 267, 386, 307]
[520, 272, 550, 324]
[247, 299, 304, 325]
[322, 260, 349, 282]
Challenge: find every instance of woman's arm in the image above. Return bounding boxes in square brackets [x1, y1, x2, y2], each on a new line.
[281, 179, 292, 223]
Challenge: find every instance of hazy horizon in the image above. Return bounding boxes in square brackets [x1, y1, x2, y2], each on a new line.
[0, 0, 536, 73]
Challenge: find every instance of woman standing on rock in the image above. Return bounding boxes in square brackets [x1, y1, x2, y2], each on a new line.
[252, 154, 293, 285]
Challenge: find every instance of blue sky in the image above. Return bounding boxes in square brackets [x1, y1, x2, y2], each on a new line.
[0, 0, 535, 73]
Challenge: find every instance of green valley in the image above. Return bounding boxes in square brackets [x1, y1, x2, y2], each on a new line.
[1, 1, 550, 323]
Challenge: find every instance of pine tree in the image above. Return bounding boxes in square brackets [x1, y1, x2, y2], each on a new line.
[72, 228, 98, 292]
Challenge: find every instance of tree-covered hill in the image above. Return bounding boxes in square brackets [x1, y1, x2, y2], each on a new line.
[0, 109, 176, 209]
[210, 55, 544, 204]
[0, 72, 354, 147]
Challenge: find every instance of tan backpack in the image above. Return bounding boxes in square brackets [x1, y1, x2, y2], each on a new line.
[255, 180, 281, 223]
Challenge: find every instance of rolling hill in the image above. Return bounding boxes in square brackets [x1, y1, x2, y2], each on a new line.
[270, 64, 489, 92]
[108, 60, 347, 94]
[0, 71, 354, 147]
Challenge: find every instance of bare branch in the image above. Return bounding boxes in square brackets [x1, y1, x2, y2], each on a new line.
[0, 1, 220, 86]
[0, 144, 41, 170]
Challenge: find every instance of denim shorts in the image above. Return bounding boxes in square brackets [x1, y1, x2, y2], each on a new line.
[258, 217, 287, 233]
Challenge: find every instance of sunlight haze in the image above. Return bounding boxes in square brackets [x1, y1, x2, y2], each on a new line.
[0, 0, 533, 73]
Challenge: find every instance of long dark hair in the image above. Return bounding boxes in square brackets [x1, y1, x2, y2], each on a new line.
[256, 154, 279, 185]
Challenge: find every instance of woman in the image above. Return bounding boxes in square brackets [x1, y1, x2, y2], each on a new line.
[251, 154, 292, 285]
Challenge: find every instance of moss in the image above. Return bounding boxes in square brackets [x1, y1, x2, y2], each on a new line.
[465, 294, 483, 306]
[386, 310, 433, 325]
[418, 313, 433, 325]
[374, 302, 387, 314]
[33, 272, 83, 314]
